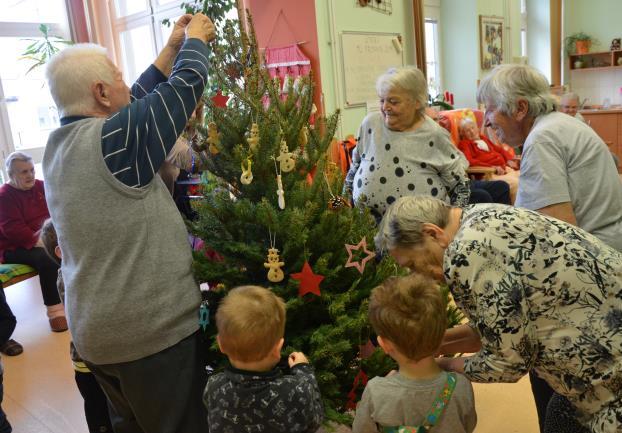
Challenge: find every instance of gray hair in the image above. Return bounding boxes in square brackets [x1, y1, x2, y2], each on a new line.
[45, 43, 116, 117]
[458, 117, 477, 131]
[375, 196, 451, 252]
[376, 66, 428, 115]
[476, 64, 558, 117]
[560, 92, 580, 104]
[5, 151, 33, 178]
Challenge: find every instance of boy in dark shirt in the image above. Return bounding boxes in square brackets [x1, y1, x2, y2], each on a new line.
[203, 285, 324, 432]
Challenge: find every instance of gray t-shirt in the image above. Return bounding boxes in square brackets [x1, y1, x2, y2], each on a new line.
[344, 113, 470, 218]
[352, 371, 476, 433]
[516, 111, 622, 251]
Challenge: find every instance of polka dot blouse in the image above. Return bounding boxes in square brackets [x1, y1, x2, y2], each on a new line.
[344, 113, 470, 217]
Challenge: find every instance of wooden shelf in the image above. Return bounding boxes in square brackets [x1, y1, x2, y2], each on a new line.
[570, 49, 622, 70]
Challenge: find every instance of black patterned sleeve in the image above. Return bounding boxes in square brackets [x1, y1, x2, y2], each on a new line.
[290, 364, 325, 432]
[447, 239, 537, 383]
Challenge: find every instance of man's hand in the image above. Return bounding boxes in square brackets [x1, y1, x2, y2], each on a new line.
[166, 14, 192, 51]
[288, 351, 309, 367]
[186, 13, 216, 44]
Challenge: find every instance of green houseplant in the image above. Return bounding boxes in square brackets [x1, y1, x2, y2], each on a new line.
[564, 32, 597, 56]
[19, 24, 73, 74]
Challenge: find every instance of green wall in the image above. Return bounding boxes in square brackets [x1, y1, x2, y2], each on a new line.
[315, 0, 416, 137]
[564, 0, 622, 53]
[440, 0, 478, 108]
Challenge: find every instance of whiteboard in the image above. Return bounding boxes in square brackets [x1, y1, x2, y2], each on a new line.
[340, 32, 404, 107]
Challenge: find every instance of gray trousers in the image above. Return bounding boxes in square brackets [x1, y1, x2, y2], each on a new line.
[86, 331, 207, 433]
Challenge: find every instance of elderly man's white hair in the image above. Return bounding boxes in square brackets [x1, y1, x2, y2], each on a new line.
[45, 43, 116, 117]
[376, 66, 428, 115]
[374, 195, 451, 252]
[477, 64, 558, 118]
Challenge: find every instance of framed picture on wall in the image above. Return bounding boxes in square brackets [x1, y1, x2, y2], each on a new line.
[479, 15, 504, 70]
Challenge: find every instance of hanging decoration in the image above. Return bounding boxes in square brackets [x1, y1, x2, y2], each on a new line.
[298, 125, 309, 147]
[247, 122, 260, 152]
[345, 369, 369, 410]
[359, 339, 376, 359]
[291, 261, 324, 297]
[345, 236, 376, 274]
[206, 121, 221, 155]
[264, 230, 285, 283]
[273, 158, 285, 209]
[211, 90, 230, 108]
[276, 137, 296, 173]
[323, 170, 349, 211]
[240, 158, 253, 185]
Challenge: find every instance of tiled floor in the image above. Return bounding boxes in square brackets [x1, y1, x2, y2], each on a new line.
[2, 278, 539, 433]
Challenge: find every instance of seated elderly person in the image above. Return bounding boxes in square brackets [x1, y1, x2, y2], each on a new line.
[457, 118, 517, 174]
[559, 92, 586, 123]
[0, 152, 66, 333]
[344, 66, 471, 222]
[458, 118, 519, 202]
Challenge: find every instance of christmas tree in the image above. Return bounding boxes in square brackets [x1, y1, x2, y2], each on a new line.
[189, 12, 398, 424]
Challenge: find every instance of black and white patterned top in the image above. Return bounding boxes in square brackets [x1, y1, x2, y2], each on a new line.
[344, 113, 470, 218]
[444, 204, 622, 433]
[203, 363, 324, 433]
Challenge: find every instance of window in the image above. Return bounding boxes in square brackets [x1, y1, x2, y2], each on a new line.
[110, 0, 185, 83]
[0, 0, 70, 178]
[520, 0, 527, 57]
[424, 19, 441, 97]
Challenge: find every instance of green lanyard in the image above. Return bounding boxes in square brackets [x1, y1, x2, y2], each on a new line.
[381, 372, 457, 433]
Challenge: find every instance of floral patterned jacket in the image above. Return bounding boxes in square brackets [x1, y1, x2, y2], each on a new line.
[444, 204, 622, 433]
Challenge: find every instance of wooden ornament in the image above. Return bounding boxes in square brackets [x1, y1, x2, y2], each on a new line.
[264, 247, 285, 282]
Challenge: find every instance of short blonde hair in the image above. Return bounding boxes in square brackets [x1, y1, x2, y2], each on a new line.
[369, 274, 446, 361]
[216, 286, 286, 362]
[45, 43, 116, 117]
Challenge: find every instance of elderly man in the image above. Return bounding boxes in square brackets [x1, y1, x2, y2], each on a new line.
[43, 13, 215, 433]
[559, 92, 586, 122]
[478, 64, 622, 432]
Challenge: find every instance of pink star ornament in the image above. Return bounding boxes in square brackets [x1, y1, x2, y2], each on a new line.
[345, 236, 376, 274]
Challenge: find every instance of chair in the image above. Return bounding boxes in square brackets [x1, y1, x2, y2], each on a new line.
[0, 264, 38, 289]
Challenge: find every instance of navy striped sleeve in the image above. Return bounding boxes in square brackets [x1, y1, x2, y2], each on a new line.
[101, 38, 209, 187]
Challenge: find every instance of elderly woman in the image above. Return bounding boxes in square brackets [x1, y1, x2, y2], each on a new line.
[0, 152, 66, 332]
[343, 66, 470, 221]
[376, 195, 622, 433]
[559, 92, 586, 123]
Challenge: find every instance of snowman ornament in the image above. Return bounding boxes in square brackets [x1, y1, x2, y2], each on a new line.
[264, 247, 285, 283]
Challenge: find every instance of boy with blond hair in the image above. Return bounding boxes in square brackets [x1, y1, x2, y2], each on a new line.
[203, 285, 324, 432]
[353, 274, 476, 433]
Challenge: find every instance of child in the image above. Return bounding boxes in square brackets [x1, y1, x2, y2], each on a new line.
[352, 274, 477, 433]
[39, 219, 113, 433]
[204, 285, 324, 432]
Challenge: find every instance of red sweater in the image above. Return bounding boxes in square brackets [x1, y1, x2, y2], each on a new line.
[457, 135, 515, 168]
[0, 180, 50, 262]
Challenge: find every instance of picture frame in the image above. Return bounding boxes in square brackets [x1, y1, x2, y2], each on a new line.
[479, 15, 504, 70]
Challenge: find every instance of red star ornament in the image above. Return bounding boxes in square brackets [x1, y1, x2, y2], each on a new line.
[345, 236, 376, 274]
[211, 90, 229, 108]
[291, 261, 324, 297]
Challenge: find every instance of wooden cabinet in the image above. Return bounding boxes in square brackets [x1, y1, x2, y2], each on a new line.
[570, 50, 622, 70]
[580, 110, 622, 172]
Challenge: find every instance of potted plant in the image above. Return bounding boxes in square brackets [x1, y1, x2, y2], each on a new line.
[573, 55, 586, 69]
[564, 32, 597, 56]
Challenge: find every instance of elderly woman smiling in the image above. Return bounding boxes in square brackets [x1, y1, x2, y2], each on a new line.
[376, 195, 622, 433]
[344, 66, 470, 221]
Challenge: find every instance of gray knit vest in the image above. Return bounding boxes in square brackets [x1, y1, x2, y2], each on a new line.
[43, 118, 200, 364]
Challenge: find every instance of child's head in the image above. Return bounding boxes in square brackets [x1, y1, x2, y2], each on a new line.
[368, 274, 446, 362]
[216, 285, 286, 363]
[40, 218, 60, 264]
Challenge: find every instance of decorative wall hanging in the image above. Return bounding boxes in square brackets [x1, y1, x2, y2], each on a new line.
[479, 15, 504, 70]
